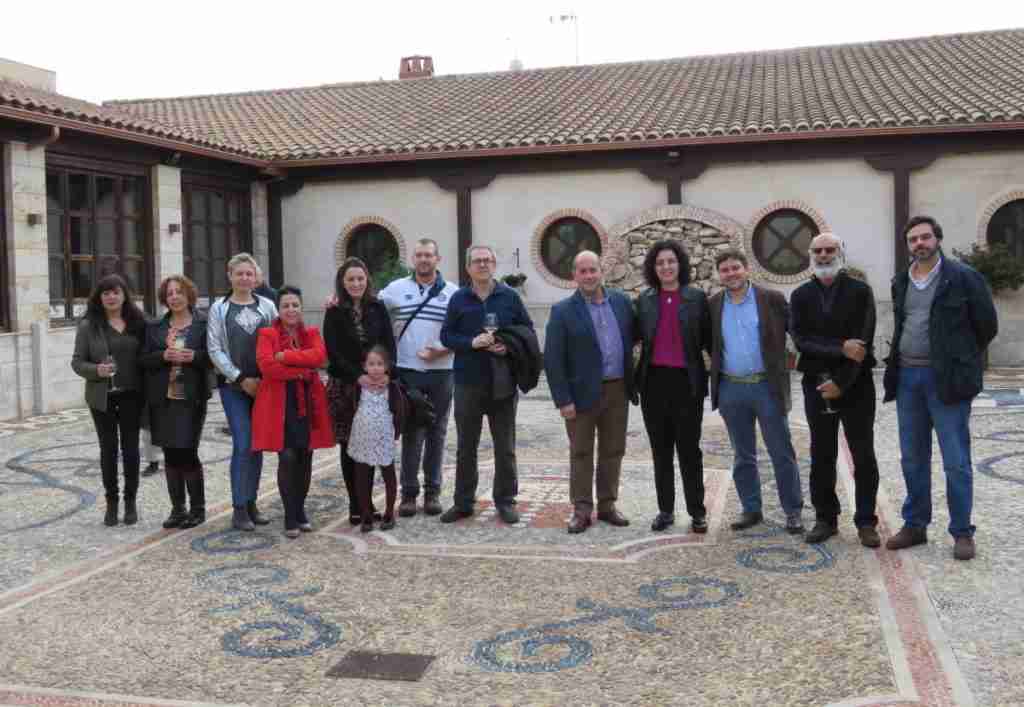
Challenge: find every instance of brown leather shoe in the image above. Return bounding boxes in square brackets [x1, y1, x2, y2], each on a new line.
[885, 525, 927, 550]
[857, 526, 882, 548]
[567, 513, 591, 534]
[398, 497, 418, 518]
[597, 509, 630, 527]
[953, 536, 976, 561]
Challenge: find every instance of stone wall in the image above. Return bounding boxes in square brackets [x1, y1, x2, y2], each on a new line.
[602, 205, 745, 298]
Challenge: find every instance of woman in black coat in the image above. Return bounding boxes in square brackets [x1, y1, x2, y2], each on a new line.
[324, 257, 397, 524]
[140, 275, 212, 529]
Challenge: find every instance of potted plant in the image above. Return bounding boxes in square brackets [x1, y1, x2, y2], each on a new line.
[501, 273, 528, 290]
[372, 258, 412, 292]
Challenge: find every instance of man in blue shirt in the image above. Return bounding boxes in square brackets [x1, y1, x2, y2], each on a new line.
[440, 244, 534, 525]
[544, 251, 636, 534]
[709, 248, 804, 534]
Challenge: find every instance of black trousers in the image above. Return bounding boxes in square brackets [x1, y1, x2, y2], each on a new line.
[89, 391, 143, 499]
[453, 384, 518, 511]
[640, 367, 706, 519]
[278, 448, 313, 530]
[802, 373, 880, 527]
[340, 449, 376, 517]
[164, 447, 200, 467]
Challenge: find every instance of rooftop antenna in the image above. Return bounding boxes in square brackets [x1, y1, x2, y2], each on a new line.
[549, 12, 579, 65]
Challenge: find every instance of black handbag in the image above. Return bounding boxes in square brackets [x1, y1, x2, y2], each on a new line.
[395, 281, 443, 428]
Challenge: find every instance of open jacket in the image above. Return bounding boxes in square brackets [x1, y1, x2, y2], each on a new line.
[883, 256, 997, 404]
[251, 320, 334, 452]
[708, 284, 792, 412]
[71, 318, 145, 412]
[322, 300, 396, 384]
[139, 311, 212, 408]
[207, 294, 278, 384]
[634, 285, 711, 402]
[544, 288, 636, 412]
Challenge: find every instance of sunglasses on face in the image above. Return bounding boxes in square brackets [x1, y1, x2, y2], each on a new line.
[810, 247, 838, 255]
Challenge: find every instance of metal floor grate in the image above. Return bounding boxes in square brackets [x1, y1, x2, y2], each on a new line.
[326, 651, 436, 682]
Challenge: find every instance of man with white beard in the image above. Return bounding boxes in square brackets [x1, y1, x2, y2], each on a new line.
[790, 233, 881, 547]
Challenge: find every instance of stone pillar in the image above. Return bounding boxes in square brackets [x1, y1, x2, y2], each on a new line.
[7, 141, 49, 331]
[251, 181, 270, 279]
[151, 164, 183, 285]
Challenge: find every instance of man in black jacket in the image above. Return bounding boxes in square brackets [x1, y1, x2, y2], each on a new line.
[791, 233, 880, 548]
[883, 216, 997, 561]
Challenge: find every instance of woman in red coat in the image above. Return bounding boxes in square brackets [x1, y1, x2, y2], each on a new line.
[252, 286, 335, 537]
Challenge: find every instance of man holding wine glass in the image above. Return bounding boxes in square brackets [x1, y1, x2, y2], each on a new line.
[439, 244, 535, 525]
[790, 233, 881, 547]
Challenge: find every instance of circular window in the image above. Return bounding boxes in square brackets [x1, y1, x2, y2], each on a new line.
[540, 217, 602, 282]
[986, 199, 1024, 259]
[346, 223, 400, 274]
[751, 209, 819, 276]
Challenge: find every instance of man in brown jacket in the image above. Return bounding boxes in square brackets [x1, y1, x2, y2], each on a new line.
[709, 249, 804, 534]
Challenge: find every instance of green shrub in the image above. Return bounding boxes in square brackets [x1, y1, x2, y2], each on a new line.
[952, 243, 1024, 293]
[372, 259, 412, 292]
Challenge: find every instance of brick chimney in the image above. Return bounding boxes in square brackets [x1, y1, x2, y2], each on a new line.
[399, 56, 434, 80]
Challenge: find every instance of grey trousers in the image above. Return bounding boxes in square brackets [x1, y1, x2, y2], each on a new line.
[452, 383, 518, 511]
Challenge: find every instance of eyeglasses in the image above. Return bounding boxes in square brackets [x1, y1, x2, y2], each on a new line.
[470, 258, 495, 267]
[810, 247, 838, 255]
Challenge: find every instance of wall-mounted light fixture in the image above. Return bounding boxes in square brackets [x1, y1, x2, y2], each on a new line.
[27, 213, 42, 226]
[168, 223, 181, 234]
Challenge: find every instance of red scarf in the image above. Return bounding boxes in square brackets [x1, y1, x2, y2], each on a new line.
[274, 319, 315, 422]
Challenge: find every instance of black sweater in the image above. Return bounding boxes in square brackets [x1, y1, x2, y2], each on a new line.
[790, 271, 877, 392]
[322, 300, 396, 384]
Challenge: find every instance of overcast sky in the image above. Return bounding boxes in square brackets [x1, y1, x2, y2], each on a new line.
[3, 0, 1021, 103]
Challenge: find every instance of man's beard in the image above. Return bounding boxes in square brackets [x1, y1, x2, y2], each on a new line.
[813, 260, 843, 280]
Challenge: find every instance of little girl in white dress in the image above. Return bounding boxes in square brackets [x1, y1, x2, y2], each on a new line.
[347, 345, 399, 531]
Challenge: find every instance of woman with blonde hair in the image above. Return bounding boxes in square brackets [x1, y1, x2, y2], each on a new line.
[141, 275, 212, 529]
[208, 253, 278, 531]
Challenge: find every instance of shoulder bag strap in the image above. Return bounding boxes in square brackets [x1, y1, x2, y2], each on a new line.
[397, 282, 441, 341]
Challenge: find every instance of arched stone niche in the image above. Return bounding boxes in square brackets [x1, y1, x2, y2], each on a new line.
[603, 204, 746, 296]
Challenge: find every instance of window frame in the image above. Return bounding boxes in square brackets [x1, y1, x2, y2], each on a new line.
[539, 216, 603, 284]
[0, 145, 9, 331]
[182, 181, 251, 306]
[985, 198, 1024, 260]
[45, 163, 153, 324]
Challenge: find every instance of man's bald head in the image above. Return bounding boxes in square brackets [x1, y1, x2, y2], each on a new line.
[573, 250, 604, 297]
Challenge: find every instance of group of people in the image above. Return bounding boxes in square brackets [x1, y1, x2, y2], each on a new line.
[545, 215, 996, 561]
[71, 214, 997, 561]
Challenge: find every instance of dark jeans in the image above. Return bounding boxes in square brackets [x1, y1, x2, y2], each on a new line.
[802, 373, 879, 528]
[278, 448, 313, 530]
[452, 384, 518, 511]
[397, 368, 453, 499]
[89, 391, 143, 499]
[641, 367, 706, 519]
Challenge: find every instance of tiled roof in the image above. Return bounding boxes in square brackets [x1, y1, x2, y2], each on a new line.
[107, 29, 1024, 163]
[7, 29, 1024, 166]
[0, 78, 259, 158]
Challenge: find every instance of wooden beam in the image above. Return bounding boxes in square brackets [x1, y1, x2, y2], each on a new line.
[865, 153, 937, 273]
[431, 173, 496, 285]
[26, 125, 60, 149]
[640, 156, 709, 205]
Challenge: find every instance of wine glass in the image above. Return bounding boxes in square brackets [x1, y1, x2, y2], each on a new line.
[104, 355, 120, 393]
[483, 313, 499, 335]
[817, 373, 838, 415]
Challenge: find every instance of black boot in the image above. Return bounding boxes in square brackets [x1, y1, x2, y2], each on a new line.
[104, 495, 119, 527]
[180, 465, 206, 529]
[162, 466, 188, 529]
[123, 495, 138, 525]
[246, 500, 270, 525]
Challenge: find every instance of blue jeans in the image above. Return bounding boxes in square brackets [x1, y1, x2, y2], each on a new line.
[895, 366, 975, 538]
[220, 385, 264, 507]
[398, 369, 453, 499]
[718, 378, 804, 516]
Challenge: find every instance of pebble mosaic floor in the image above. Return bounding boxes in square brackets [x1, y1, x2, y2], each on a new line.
[0, 372, 1022, 706]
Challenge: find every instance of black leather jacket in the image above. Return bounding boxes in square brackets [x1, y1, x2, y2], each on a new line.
[634, 285, 712, 400]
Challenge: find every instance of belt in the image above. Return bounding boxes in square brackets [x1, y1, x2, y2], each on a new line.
[602, 378, 623, 383]
[722, 372, 766, 384]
